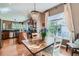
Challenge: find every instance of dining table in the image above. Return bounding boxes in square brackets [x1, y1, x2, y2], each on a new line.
[22, 36, 55, 56]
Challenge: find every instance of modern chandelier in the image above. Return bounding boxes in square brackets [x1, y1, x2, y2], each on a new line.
[31, 3, 40, 14]
[31, 3, 40, 20]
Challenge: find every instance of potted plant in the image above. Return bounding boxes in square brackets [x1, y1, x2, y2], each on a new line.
[41, 30, 47, 41]
[40, 23, 47, 41]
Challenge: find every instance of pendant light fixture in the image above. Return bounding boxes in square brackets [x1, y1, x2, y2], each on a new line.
[31, 3, 40, 14]
[31, 3, 40, 20]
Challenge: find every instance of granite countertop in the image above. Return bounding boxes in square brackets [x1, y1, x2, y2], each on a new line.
[2, 29, 19, 32]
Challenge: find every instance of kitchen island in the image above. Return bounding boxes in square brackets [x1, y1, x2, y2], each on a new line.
[2, 29, 19, 40]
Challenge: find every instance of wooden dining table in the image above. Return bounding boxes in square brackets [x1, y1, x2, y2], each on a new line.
[22, 36, 54, 56]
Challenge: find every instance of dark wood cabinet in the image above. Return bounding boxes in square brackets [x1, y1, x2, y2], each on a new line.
[2, 31, 9, 40]
[2, 30, 19, 40]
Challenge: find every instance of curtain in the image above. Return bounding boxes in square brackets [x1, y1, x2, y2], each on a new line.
[64, 4, 75, 42]
[45, 12, 49, 28]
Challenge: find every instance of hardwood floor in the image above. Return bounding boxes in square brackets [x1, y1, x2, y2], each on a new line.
[0, 38, 32, 56]
[0, 38, 78, 56]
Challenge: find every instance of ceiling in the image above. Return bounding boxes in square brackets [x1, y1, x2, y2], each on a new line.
[0, 3, 60, 22]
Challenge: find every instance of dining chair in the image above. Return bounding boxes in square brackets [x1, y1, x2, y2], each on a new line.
[66, 33, 79, 56]
[53, 36, 63, 56]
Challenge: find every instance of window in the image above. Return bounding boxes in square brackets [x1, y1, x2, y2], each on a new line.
[47, 13, 70, 39]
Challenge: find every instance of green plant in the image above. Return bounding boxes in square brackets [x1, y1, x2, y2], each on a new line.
[41, 31, 46, 41]
[41, 28, 47, 41]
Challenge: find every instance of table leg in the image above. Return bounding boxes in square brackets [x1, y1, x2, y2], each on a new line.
[66, 44, 68, 51]
[71, 48, 74, 56]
